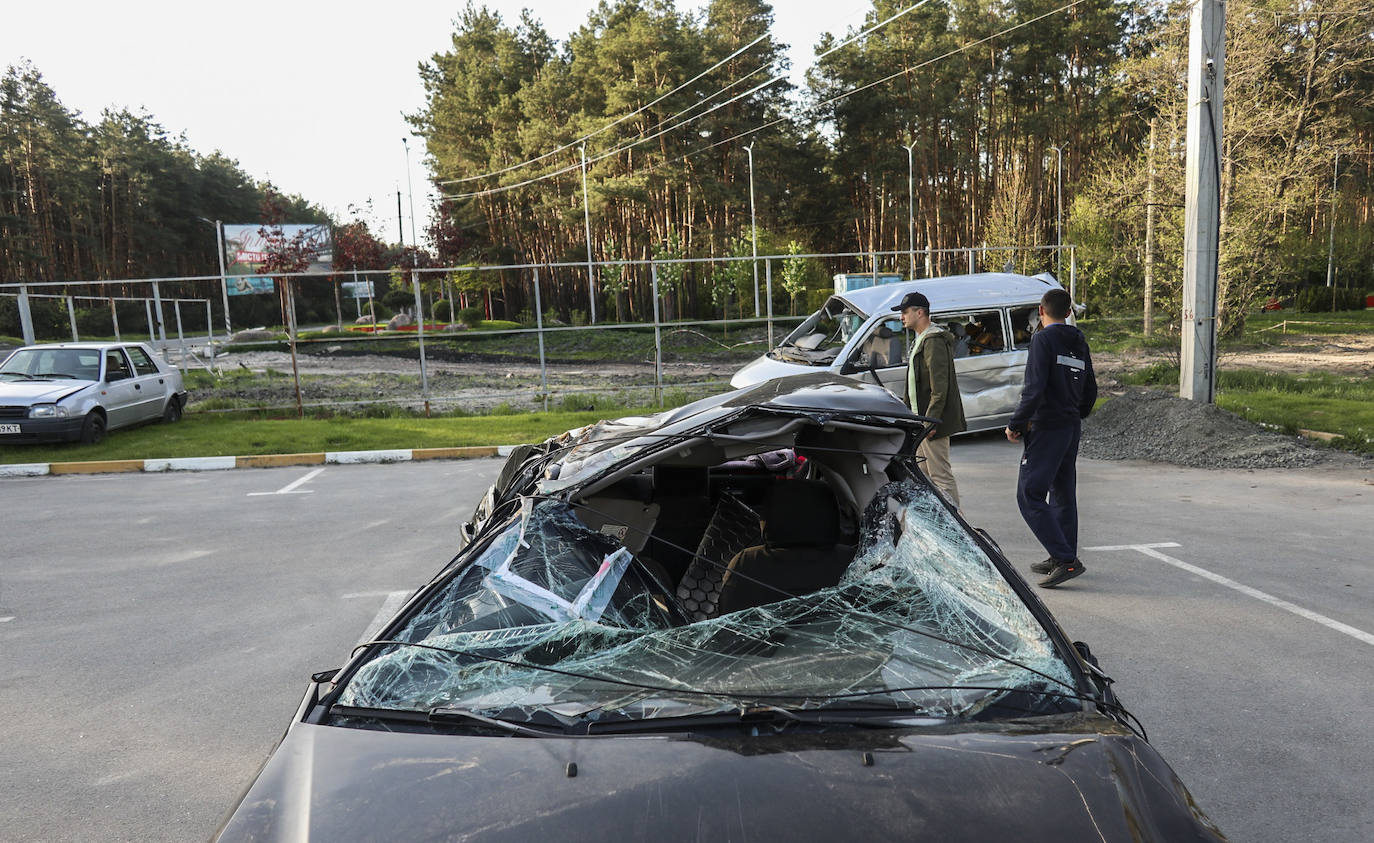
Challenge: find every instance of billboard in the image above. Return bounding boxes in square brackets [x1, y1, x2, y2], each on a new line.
[223, 223, 334, 295]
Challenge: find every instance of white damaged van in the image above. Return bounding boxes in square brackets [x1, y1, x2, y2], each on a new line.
[730, 272, 1067, 433]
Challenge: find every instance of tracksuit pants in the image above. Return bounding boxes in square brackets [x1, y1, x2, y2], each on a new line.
[1016, 422, 1080, 561]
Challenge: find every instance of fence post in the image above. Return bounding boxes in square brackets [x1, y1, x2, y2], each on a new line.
[151, 281, 168, 359]
[765, 258, 774, 349]
[651, 263, 663, 406]
[144, 299, 156, 349]
[411, 268, 430, 416]
[173, 300, 187, 376]
[67, 296, 79, 341]
[1069, 245, 1077, 304]
[205, 300, 213, 364]
[17, 285, 35, 344]
[532, 269, 548, 412]
[286, 279, 303, 419]
[967, 248, 974, 274]
[109, 297, 121, 342]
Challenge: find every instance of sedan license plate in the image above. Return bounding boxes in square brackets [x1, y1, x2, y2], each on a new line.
[0, 423, 20, 434]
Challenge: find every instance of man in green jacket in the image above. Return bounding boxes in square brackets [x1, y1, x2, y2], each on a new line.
[893, 291, 967, 508]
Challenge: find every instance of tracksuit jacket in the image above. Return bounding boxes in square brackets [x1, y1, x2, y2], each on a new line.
[1007, 323, 1097, 432]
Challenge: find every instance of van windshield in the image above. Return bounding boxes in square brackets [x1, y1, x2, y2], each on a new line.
[769, 297, 866, 366]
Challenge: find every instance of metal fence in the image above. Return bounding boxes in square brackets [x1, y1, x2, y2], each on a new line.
[1, 245, 1075, 415]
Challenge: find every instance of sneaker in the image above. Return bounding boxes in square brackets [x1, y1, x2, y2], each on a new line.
[1038, 558, 1085, 588]
[1030, 557, 1057, 575]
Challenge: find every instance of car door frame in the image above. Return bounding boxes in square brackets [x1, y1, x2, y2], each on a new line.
[100, 348, 141, 429]
[124, 344, 168, 421]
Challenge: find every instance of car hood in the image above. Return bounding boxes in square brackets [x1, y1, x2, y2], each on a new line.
[216, 715, 1225, 842]
[0, 380, 93, 403]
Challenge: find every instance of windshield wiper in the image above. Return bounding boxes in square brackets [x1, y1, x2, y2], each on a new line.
[583, 703, 939, 735]
[0, 372, 36, 380]
[329, 703, 565, 737]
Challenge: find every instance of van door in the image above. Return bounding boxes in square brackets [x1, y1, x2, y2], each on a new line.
[942, 309, 1023, 432]
[839, 316, 909, 398]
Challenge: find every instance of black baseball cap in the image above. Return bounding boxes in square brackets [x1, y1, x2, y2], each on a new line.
[891, 291, 931, 312]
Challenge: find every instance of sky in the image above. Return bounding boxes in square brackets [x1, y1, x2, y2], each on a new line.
[2, 0, 876, 245]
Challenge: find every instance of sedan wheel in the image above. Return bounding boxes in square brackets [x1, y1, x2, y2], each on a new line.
[162, 398, 183, 423]
[80, 412, 106, 445]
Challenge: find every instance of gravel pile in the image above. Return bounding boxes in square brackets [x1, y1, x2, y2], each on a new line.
[1081, 388, 1332, 470]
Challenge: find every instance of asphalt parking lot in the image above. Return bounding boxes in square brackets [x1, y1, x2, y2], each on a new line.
[2, 438, 1371, 842]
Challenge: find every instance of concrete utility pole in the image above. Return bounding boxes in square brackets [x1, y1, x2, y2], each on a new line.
[1180, 0, 1225, 404]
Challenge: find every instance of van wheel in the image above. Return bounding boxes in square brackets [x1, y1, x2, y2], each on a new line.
[162, 398, 182, 423]
[80, 412, 107, 445]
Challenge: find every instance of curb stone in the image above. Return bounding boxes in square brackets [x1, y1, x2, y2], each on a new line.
[0, 445, 518, 478]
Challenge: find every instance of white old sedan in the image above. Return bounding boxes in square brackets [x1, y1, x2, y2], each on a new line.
[0, 342, 188, 444]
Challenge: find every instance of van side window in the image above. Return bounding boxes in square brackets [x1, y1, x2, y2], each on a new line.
[942, 311, 1005, 358]
[1009, 306, 1039, 349]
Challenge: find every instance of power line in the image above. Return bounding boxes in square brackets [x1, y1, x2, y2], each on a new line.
[458, 0, 1089, 207]
[439, 0, 942, 202]
[436, 33, 771, 187]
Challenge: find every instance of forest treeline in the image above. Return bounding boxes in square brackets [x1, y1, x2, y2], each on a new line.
[0, 61, 326, 287]
[4, 0, 1373, 334]
[416, 0, 1374, 332]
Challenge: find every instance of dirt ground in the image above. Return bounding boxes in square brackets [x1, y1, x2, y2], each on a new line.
[1095, 331, 1374, 380]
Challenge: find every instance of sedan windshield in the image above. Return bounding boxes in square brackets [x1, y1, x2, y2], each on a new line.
[0, 348, 101, 381]
[769, 297, 867, 366]
[336, 479, 1076, 725]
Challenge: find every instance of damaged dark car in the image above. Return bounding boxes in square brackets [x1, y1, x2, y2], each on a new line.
[216, 374, 1225, 842]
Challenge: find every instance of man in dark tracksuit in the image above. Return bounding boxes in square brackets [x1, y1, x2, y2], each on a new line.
[1005, 288, 1097, 588]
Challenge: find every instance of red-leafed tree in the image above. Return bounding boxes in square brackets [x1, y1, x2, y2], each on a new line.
[332, 220, 387, 325]
[256, 190, 319, 416]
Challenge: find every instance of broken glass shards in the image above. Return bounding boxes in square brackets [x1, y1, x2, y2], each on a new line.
[337, 482, 1074, 724]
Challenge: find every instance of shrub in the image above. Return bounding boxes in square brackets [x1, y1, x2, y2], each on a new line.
[382, 288, 414, 312]
[457, 306, 484, 328]
[433, 299, 454, 322]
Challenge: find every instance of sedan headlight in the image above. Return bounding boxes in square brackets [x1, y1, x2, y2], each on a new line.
[29, 404, 69, 419]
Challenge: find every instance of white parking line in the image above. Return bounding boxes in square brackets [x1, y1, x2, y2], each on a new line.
[0, 616, 14, 623]
[1088, 542, 1374, 647]
[248, 468, 325, 496]
[352, 590, 411, 647]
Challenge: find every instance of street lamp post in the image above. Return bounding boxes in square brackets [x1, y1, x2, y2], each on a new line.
[403, 137, 418, 249]
[903, 141, 917, 279]
[580, 144, 597, 324]
[1049, 144, 1064, 279]
[746, 142, 759, 318]
[1326, 150, 1340, 288]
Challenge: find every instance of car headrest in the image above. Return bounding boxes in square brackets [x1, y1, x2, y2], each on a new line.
[762, 480, 841, 548]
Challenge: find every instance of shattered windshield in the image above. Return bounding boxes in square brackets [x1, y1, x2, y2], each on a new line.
[336, 478, 1075, 725]
[770, 297, 867, 366]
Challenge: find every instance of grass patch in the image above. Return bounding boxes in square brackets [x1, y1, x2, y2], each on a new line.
[1116, 364, 1374, 454]
[1244, 309, 1374, 337]
[0, 408, 641, 464]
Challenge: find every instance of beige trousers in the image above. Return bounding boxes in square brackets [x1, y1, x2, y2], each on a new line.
[917, 434, 960, 509]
